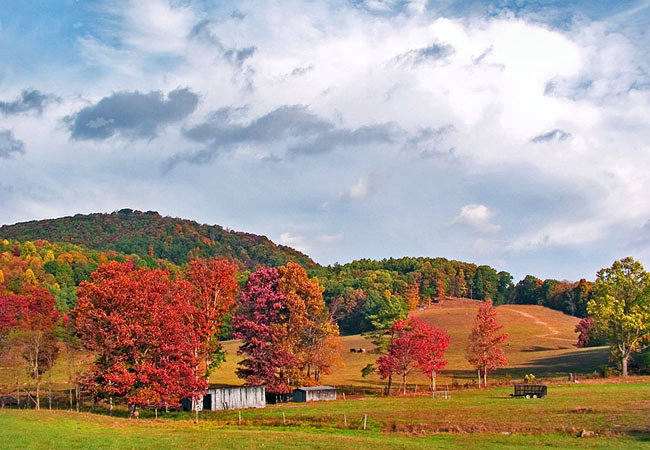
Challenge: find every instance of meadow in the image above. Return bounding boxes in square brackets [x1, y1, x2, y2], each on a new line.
[211, 298, 609, 389]
[1, 380, 648, 449]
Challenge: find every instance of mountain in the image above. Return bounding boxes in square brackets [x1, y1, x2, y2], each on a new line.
[0, 209, 314, 269]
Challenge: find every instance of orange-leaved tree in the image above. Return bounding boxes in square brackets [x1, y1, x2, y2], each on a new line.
[466, 299, 508, 387]
[233, 263, 339, 393]
[185, 258, 238, 377]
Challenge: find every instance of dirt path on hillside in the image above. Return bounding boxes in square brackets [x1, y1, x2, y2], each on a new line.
[502, 308, 575, 342]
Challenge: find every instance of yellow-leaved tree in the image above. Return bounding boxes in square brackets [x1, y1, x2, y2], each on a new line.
[588, 257, 650, 376]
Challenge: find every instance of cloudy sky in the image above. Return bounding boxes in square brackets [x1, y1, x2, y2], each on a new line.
[1, 0, 649, 281]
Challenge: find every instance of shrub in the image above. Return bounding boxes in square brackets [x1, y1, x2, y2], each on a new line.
[524, 374, 536, 384]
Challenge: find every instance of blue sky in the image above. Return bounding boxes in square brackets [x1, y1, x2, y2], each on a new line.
[0, 0, 649, 281]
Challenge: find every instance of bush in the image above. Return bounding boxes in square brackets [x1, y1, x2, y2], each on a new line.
[599, 365, 616, 378]
[524, 374, 536, 384]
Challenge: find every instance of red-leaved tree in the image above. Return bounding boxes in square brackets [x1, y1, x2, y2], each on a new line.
[75, 262, 207, 416]
[377, 319, 419, 395]
[377, 318, 449, 395]
[0, 287, 60, 410]
[411, 319, 449, 391]
[466, 299, 508, 387]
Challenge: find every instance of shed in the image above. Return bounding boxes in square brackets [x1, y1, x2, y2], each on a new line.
[182, 386, 266, 411]
[292, 386, 337, 403]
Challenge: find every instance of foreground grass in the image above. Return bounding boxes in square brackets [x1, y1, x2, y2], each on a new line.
[1, 380, 648, 449]
[0, 409, 648, 449]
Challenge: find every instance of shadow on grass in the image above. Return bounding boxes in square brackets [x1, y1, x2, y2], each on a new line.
[520, 347, 609, 374]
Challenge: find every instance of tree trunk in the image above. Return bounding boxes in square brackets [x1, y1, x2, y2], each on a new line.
[75, 385, 80, 412]
[483, 369, 487, 387]
[128, 403, 138, 419]
[386, 374, 392, 395]
[35, 379, 40, 410]
[622, 353, 629, 377]
[402, 375, 407, 395]
[477, 369, 481, 388]
[48, 369, 52, 410]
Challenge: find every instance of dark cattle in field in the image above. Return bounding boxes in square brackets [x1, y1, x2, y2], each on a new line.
[350, 348, 357, 353]
[358, 348, 366, 353]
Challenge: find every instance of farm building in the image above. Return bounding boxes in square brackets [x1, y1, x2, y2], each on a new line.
[182, 386, 266, 411]
[292, 386, 337, 403]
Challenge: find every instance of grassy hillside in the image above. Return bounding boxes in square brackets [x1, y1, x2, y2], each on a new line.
[211, 298, 608, 388]
[0, 209, 314, 269]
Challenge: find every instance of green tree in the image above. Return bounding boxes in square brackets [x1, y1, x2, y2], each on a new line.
[587, 257, 650, 376]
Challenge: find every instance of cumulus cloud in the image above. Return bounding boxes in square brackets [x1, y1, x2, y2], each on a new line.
[452, 204, 501, 233]
[0, 89, 56, 115]
[2, 0, 650, 280]
[67, 88, 199, 140]
[0, 130, 25, 158]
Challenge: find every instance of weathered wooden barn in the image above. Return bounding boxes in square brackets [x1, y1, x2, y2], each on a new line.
[182, 386, 266, 411]
[292, 386, 337, 402]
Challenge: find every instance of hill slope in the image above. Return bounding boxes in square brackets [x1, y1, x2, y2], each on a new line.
[0, 209, 314, 269]
[212, 298, 608, 388]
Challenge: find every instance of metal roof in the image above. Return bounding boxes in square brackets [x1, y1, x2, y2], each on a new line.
[294, 386, 336, 391]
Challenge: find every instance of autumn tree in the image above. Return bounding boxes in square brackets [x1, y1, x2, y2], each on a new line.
[0, 287, 60, 409]
[587, 257, 650, 376]
[436, 280, 445, 303]
[404, 282, 420, 310]
[185, 258, 238, 376]
[377, 318, 449, 395]
[466, 299, 508, 387]
[233, 263, 338, 394]
[377, 320, 419, 395]
[411, 319, 449, 391]
[75, 262, 207, 416]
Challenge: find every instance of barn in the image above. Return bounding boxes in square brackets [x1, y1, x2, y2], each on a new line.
[292, 386, 337, 402]
[182, 386, 266, 411]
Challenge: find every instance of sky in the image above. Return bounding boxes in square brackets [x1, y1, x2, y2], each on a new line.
[0, 0, 649, 281]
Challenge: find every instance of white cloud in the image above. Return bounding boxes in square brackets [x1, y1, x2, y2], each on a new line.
[339, 175, 372, 202]
[2, 0, 649, 280]
[453, 204, 501, 233]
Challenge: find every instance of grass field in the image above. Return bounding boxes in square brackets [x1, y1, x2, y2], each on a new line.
[211, 298, 609, 389]
[1, 379, 648, 449]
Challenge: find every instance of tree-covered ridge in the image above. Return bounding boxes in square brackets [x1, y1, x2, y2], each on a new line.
[0, 238, 178, 312]
[1, 211, 595, 330]
[0, 209, 314, 269]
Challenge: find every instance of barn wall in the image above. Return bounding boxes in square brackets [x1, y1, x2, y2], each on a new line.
[209, 386, 266, 411]
[305, 389, 336, 402]
[292, 390, 307, 402]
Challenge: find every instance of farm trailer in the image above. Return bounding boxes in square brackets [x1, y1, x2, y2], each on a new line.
[512, 384, 547, 399]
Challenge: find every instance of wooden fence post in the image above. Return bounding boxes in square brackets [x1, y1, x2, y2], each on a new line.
[344, 414, 347, 426]
[238, 410, 242, 425]
[283, 412, 286, 425]
[363, 414, 367, 430]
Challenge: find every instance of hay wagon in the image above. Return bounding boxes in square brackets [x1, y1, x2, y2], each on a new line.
[512, 384, 547, 399]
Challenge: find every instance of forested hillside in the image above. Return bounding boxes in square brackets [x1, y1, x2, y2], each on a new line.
[0, 210, 595, 333]
[0, 209, 313, 269]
